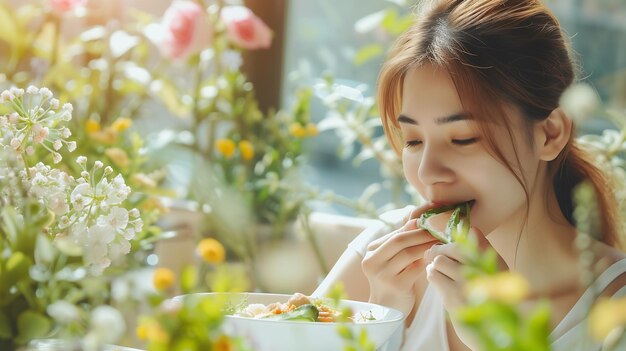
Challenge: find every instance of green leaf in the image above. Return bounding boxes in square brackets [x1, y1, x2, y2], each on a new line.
[15, 311, 51, 344]
[3, 252, 32, 287]
[336, 324, 353, 340]
[152, 79, 190, 118]
[353, 44, 384, 66]
[180, 264, 198, 294]
[34, 234, 56, 265]
[358, 328, 374, 350]
[0, 310, 13, 339]
[1, 206, 21, 245]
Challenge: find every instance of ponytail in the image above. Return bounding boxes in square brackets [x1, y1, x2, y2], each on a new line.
[551, 139, 623, 250]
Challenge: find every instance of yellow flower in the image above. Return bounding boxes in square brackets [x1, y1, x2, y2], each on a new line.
[90, 128, 118, 145]
[135, 324, 149, 341]
[465, 272, 529, 304]
[196, 238, 226, 264]
[289, 123, 307, 138]
[153, 267, 175, 291]
[104, 147, 130, 168]
[137, 318, 169, 343]
[588, 297, 626, 341]
[141, 197, 167, 213]
[214, 335, 233, 351]
[305, 123, 319, 137]
[239, 140, 255, 160]
[111, 117, 132, 133]
[216, 139, 236, 158]
[85, 119, 101, 134]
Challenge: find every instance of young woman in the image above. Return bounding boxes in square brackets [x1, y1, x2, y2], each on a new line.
[314, 0, 626, 350]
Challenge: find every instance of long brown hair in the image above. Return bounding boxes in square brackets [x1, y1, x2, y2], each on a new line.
[378, 0, 623, 249]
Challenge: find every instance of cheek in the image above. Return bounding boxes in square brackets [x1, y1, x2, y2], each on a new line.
[402, 150, 425, 194]
[469, 158, 529, 232]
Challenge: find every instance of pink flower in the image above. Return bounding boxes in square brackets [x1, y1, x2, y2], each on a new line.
[154, 0, 213, 60]
[49, 0, 87, 13]
[221, 6, 272, 50]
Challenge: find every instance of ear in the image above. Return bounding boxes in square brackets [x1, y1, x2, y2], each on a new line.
[536, 108, 572, 161]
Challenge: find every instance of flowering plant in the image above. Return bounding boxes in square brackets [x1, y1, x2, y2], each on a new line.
[0, 0, 167, 249]
[144, 0, 319, 264]
[136, 237, 251, 351]
[0, 86, 141, 349]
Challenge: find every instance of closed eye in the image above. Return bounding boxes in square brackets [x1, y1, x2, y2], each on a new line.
[452, 137, 480, 146]
[405, 140, 422, 148]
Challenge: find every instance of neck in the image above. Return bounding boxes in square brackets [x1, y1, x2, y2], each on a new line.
[484, 175, 581, 295]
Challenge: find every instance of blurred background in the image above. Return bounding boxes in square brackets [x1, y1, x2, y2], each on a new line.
[3, 0, 624, 215]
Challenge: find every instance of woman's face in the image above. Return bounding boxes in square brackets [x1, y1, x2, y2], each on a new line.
[399, 65, 542, 235]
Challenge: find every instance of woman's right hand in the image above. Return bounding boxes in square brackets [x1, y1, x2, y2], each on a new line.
[361, 202, 441, 316]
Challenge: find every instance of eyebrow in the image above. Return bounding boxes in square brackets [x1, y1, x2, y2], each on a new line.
[397, 113, 471, 125]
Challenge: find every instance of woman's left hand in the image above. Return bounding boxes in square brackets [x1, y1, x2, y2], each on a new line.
[423, 240, 468, 310]
[423, 227, 507, 351]
[423, 226, 507, 310]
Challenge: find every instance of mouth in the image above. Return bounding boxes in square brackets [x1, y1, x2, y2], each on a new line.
[418, 200, 474, 243]
[431, 199, 476, 210]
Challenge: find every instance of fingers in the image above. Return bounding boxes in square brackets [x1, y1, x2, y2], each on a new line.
[367, 218, 420, 251]
[383, 241, 438, 276]
[370, 228, 439, 259]
[426, 263, 465, 309]
[426, 254, 466, 283]
[407, 201, 440, 220]
[367, 202, 440, 251]
[423, 243, 464, 265]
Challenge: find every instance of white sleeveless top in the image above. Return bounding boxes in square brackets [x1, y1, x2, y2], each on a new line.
[348, 206, 626, 351]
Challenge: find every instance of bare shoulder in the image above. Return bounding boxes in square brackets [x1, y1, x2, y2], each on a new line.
[594, 245, 626, 298]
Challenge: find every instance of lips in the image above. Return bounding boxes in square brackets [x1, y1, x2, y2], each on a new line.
[430, 199, 475, 208]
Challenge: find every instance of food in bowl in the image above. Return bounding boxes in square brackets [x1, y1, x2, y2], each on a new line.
[230, 292, 373, 323]
[176, 292, 405, 351]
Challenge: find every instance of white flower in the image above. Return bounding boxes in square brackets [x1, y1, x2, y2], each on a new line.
[97, 207, 128, 231]
[71, 183, 92, 210]
[10, 137, 21, 150]
[76, 156, 87, 165]
[86, 305, 125, 346]
[47, 300, 81, 324]
[60, 127, 71, 138]
[89, 223, 116, 245]
[8, 112, 18, 124]
[67, 141, 77, 152]
[52, 152, 62, 164]
[108, 240, 131, 261]
[40, 87, 52, 99]
[53, 139, 63, 151]
[1, 90, 15, 102]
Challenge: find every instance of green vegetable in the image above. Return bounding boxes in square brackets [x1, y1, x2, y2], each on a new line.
[262, 304, 319, 322]
[419, 202, 472, 243]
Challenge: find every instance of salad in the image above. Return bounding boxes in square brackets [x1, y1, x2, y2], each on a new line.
[230, 293, 374, 323]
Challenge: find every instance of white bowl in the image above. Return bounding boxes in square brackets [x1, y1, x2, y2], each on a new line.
[176, 292, 405, 351]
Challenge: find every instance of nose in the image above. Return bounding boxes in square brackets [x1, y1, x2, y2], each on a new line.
[416, 144, 455, 186]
